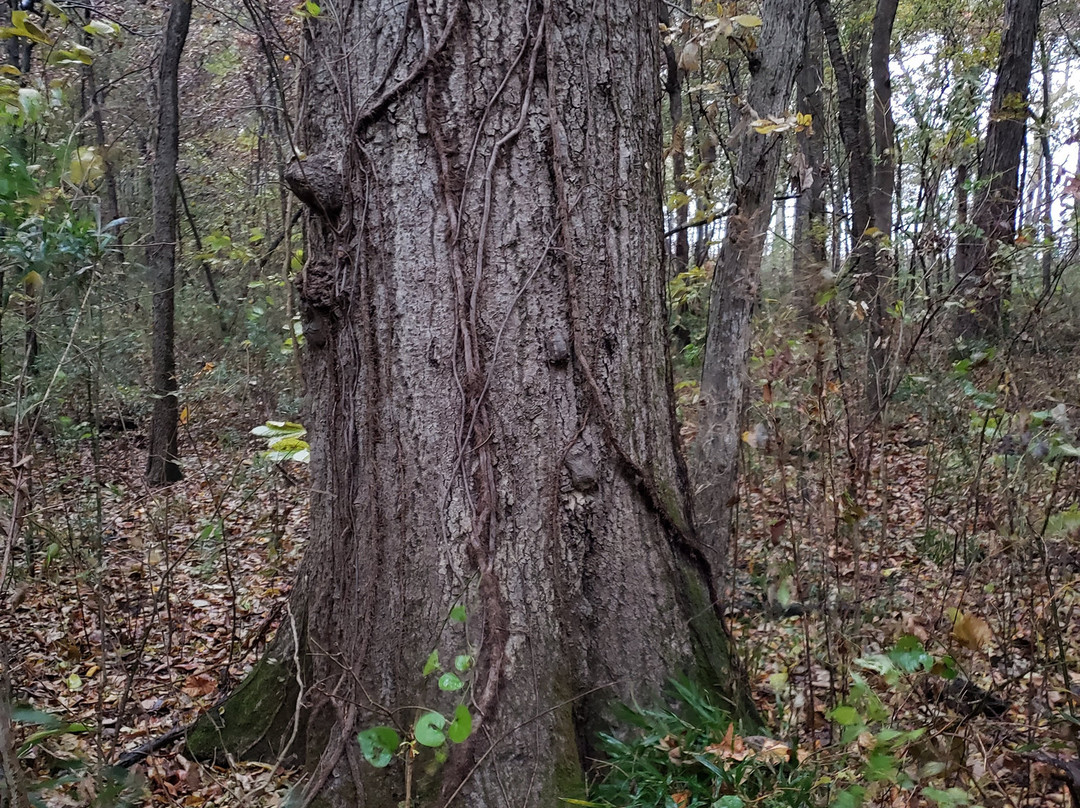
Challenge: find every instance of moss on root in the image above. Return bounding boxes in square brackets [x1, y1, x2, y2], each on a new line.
[186, 645, 304, 764]
[678, 560, 761, 726]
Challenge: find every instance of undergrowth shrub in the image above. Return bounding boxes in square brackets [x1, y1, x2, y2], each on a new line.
[585, 679, 815, 808]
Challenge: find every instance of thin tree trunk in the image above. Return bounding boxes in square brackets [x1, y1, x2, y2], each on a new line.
[146, 0, 191, 485]
[1038, 33, 1054, 295]
[866, 0, 898, 411]
[793, 6, 826, 322]
[696, 0, 810, 576]
[816, 0, 897, 415]
[956, 0, 1043, 337]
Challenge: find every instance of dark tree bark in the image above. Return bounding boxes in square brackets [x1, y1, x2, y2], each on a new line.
[867, 0, 898, 409]
[956, 0, 1043, 337]
[792, 7, 827, 322]
[695, 0, 810, 575]
[187, 0, 755, 805]
[815, 0, 897, 414]
[145, 0, 190, 485]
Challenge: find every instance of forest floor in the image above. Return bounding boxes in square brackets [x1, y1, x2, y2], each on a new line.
[3, 355, 1080, 807]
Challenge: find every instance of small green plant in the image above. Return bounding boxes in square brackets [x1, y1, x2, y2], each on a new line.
[586, 679, 814, 808]
[822, 636, 977, 808]
[10, 706, 147, 806]
[356, 604, 475, 777]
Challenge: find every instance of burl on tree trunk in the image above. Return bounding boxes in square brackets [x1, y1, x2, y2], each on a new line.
[188, 0, 756, 805]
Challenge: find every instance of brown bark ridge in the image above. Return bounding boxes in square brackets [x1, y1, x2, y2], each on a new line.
[696, 0, 810, 578]
[956, 0, 1043, 338]
[187, 0, 757, 805]
[145, 0, 190, 485]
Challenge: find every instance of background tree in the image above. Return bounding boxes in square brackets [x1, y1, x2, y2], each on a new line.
[695, 0, 811, 575]
[145, 0, 192, 484]
[792, 9, 827, 323]
[956, 0, 1044, 336]
[815, 0, 899, 414]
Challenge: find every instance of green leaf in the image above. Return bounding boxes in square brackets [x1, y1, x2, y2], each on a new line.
[414, 712, 447, 747]
[356, 726, 400, 768]
[449, 605, 467, 623]
[453, 654, 472, 672]
[304, 0, 321, 15]
[10, 707, 61, 728]
[831, 787, 865, 808]
[438, 672, 463, 691]
[83, 18, 118, 37]
[922, 787, 970, 806]
[447, 704, 472, 743]
[890, 635, 932, 673]
[931, 655, 959, 680]
[829, 705, 859, 726]
[18, 723, 91, 757]
[714, 797, 745, 808]
[423, 650, 440, 676]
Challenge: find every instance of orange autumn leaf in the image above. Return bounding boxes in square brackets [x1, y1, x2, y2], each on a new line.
[704, 723, 750, 761]
[671, 791, 690, 808]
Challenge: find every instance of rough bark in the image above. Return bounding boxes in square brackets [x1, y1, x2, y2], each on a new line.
[792, 7, 826, 322]
[815, 0, 897, 415]
[867, 0, 897, 410]
[145, 0, 190, 485]
[695, 0, 810, 576]
[956, 0, 1043, 337]
[188, 0, 756, 805]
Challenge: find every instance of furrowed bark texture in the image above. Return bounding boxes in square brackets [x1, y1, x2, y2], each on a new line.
[696, 0, 809, 576]
[146, 0, 190, 485]
[190, 0, 755, 805]
[956, 0, 1043, 337]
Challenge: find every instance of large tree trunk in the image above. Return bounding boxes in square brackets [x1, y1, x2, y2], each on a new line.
[188, 0, 755, 805]
[145, 0, 190, 485]
[956, 0, 1043, 337]
[695, 0, 810, 575]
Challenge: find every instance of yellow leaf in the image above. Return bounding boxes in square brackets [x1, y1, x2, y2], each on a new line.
[67, 145, 105, 187]
[732, 14, 763, 27]
[82, 18, 118, 37]
[8, 10, 53, 44]
[179, 406, 189, 425]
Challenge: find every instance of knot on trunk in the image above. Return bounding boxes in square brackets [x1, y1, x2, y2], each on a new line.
[285, 152, 344, 216]
[298, 259, 338, 349]
[564, 445, 598, 491]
